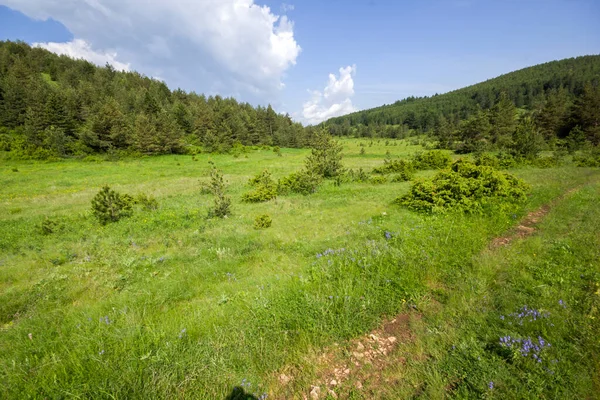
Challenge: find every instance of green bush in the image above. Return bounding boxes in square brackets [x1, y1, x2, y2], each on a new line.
[474, 153, 500, 168]
[206, 164, 231, 218]
[390, 172, 412, 182]
[532, 156, 559, 168]
[253, 214, 272, 229]
[372, 159, 415, 176]
[277, 170, 322, 195]
[344, 168, 370, 183]
[496, 152, 518, 168]
[397, 160, 529, 213]
[370, 175, 387, 184]
[135, 193, 159, 210]
[412, 150, 452, 170]
[39, 216, 64, 235]
[91, 186, 134, 224]
[573, 149, 600, 167]
[242, 170, 278, 202]
[304, 132, 344, 178]
[474, 153, 519, 169]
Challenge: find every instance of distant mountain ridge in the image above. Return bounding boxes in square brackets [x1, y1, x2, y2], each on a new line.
[324, 55, 600, 136]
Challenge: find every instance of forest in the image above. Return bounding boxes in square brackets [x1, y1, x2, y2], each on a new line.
[324, 55, 600, 152]
[0, 40, 311, 159]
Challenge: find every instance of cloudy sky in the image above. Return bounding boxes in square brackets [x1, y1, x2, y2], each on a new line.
[1, 0, 599, 124]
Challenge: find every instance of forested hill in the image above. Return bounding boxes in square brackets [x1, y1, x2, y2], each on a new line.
[0, 40, 309, 159]
[325, 55, 600, 137]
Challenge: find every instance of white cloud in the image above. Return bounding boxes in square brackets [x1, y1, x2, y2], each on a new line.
[33, 39, 130, 71]
[302, 65, 357, 125]
[6, 0, 301, 101]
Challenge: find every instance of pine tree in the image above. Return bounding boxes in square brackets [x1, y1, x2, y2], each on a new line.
[489, 92, 517, 149]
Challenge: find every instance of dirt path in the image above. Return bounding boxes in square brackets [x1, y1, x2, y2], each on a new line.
[273, 183, 591, 399]
[490, 185, 583, 248]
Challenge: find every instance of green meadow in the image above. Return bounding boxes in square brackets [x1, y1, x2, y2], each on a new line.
[1, 139, 599, 399]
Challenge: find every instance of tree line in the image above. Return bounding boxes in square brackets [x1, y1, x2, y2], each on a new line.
[324, 55, 600, 149]
[0, 40, 312, 159]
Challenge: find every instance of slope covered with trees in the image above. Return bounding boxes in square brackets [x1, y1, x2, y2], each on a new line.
[0, 40, 309, 159]
[325, 55, 600, 147]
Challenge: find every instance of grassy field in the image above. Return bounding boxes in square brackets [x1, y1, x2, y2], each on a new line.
[1, 139, 599, 399]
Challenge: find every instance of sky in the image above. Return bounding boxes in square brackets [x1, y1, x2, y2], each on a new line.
[1, 0, 599, 125]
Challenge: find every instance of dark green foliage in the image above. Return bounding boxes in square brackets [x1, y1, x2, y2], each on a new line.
[397, 160, 529, 213]
[573, 83, 600, 145]
[206, 164, 231, 218]
[372, 158, 415, 177]
[253, 214, 272, 229]
[455, 108, 491, 153]
[573, 148, 600, 167]
[39, 217, 64, 235]
[277, 170, 322, 195]
[91, 186, 134, 224]
[412, 150, 452, 170]
[566, 126, 587, 153]
[304, 131, 344, 178]
[325, 55, 600, 135]
[273, 146, 282, 156]
[474, 153, 499, 168]
[0, 41, 310, 159]
[511, 116, 545, 160]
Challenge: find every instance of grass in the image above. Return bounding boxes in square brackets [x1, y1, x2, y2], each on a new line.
[0, 138, 598, 399]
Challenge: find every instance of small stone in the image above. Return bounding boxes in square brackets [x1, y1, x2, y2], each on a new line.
[388, 336, 397, 344]
[279, 373, 291, 385]
[310, 385, 321, 400]
[327, 389, 338, 399]
[369, 334, 379, 341]
[356, 342, 365, 351]
[352, 352, 364, 359]
[355, 381, 363, 389]
[329, 379, 337, 386]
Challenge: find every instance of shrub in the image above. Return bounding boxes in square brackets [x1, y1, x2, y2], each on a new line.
[370, 175, 387, 184]
[397, 160, 529, 213]
[359, 147, 366, 155]
[532, 156, 559, 168]
[253, 214, 272, 229]
[135, 193, 159, 210]
[344, 168, 370, 183]
[573, 149, 600, 167]
[273, 146, 282, 156]
[305, 132, 344, 178]
[40, 216, 64, 235]
[243, 170, 278, 202]
[496, 152, 518, 168]
[475, 153, 519, 169]
[390, 172, 412, 182]
[412, 150, 452, 170]
[91, 186, 134, 224]
[474, 153, 499, 168]
[206, 164, 231, 218]
[277, 170, 322, 195]
[373, 159, 415, 176]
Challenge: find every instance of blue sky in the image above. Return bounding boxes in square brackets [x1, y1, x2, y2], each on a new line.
[1, 0, 599, 124]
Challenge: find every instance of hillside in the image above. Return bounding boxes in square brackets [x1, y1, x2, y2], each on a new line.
[0, 40, 309, 159]
[325, 55, 600, 137]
